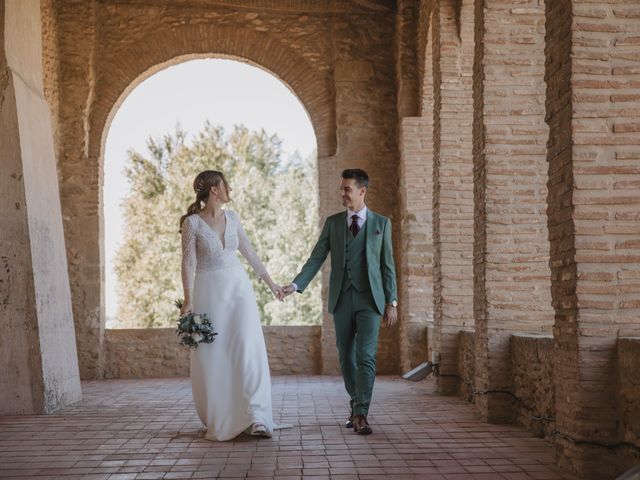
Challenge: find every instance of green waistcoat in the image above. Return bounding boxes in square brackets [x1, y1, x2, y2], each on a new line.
[292, 209, 398, 315]
[341, 221, 370, 293]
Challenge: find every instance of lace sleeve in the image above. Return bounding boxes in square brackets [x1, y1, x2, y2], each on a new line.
[234, 212, 268, 279]
[181, 215, 197, 297]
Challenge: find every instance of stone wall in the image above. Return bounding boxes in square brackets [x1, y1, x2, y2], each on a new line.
[457, 331, 640, 478]
[263, 326, 322, 375]
[617, 337, 640, 473]
[456, 331, 475, 402]
[104, 325, 322, 379]
[511, 334, 555, 440]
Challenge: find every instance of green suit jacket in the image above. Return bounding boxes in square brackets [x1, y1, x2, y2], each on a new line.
[293, 209, 398, 315]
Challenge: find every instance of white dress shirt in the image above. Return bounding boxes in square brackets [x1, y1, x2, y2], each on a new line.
[347, 205, 367, 231]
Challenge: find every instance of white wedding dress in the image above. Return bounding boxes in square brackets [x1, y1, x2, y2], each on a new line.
[181, 209, 274, 441]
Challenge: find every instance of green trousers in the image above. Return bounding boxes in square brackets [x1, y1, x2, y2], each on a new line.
[332, 286, 381, 416]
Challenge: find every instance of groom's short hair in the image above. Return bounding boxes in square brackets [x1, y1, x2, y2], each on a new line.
[342, 169, 369, 189]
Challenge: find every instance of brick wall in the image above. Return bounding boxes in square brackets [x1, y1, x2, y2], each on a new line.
[431, 0, 475, 395]
[52, 1, 400, 377]
[396, 0, 421, 119]
[417, 0, 434, 117]
[545, 0, 640, 477]
[472, 0, 553, 423]
[544, 0, 581, 473]
[398, 117, 434, 370]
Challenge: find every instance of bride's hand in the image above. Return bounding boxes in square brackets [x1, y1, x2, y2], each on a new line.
[270, 283, 284, 302]
[180, 301, 193, 316]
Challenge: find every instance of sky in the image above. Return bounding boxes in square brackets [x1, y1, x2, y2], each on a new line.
[104, 58, 316, 320]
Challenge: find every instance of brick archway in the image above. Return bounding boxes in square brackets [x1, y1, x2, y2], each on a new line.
[69, 24, 336, 379]
[91, 25, 336, 161]
[57, 7, 400, 381]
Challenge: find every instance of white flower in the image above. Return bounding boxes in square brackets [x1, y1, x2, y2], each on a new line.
[193, 315, 202, 325]
[192, 333, 202, 343]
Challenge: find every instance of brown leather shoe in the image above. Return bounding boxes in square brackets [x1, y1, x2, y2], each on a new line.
[353, 414, 372, 435]
[345, 413, 354, 429]
[345, 401, 354, 428]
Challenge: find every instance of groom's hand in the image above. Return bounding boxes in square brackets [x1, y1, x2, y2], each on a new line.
[282, 284, 296, 297]
[383, 305, 397, 328]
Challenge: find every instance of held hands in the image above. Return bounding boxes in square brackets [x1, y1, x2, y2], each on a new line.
[282, 284, 296, 297]
[383, 304, 398, 328]
[267, 282, 285, 302]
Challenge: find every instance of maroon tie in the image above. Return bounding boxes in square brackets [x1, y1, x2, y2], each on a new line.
[350, 215, 360, 237]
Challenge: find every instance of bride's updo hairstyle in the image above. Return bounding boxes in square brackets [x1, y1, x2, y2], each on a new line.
[179, 170, 230, 231]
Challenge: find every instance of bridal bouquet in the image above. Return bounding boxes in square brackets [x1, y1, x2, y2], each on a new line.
[174, 299, 217, 349]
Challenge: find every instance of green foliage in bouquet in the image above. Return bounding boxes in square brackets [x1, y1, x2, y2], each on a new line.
[174, 299, 217, 349]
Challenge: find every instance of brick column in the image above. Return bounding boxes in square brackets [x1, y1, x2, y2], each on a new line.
[431, 0, 475, 394]
[546, 0, 640, 477]
[398, 117, 433, 371]
[472, 0, 553, 423]
[0, 0, 81, 414]
[396, 1, 433, 372]
[331, 12, 400, 374]
[396, 0, 420, 119]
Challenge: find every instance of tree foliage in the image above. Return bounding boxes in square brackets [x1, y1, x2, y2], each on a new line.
[114, 123, 322, 328]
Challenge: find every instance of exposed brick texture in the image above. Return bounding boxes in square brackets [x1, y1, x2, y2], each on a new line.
[396, 0, 421, 118]
[431, 0, 475, 395]
[416, 0, 434, 117]
[398, 116, 433, 370]
[3, 1, 640, 477]
[472, 0, 553, 423]
[544, 0, 640, 477]
[51, 1, 400, 378]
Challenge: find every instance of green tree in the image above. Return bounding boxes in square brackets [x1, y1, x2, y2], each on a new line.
[114, 123, 322, 328]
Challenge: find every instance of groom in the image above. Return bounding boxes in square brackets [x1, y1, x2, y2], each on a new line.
[283, 168, 398, 435]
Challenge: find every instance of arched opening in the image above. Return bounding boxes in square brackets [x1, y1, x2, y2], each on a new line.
[102, 57, 321, 331]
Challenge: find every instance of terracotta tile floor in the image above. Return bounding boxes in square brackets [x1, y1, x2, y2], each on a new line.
[0, 376, 574, 479]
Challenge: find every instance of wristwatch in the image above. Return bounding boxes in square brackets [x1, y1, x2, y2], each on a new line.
[387, 300, 398, 308]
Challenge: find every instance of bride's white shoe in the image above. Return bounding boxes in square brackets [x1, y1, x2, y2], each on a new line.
[249, 423, 271, 437]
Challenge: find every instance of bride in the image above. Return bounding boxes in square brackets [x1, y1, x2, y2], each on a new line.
[179, 170, 283, 440]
